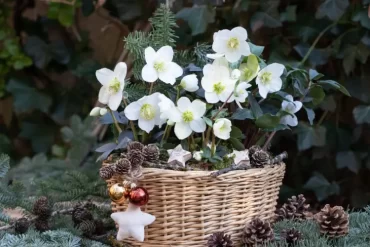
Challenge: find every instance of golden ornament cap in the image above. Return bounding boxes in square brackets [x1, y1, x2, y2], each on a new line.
[109, 183, 128, 204]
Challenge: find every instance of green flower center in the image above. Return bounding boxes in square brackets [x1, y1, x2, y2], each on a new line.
[140, 104, 155, 120]
[227, 37, 239, 49]
[179, 80, 186, 89]
[153, 61, 166, 72]
[213, 82, 225, 95]
[182, 110, 194, 123]
[242, 67, 253, 80]
[109, 77, 121, 94]
[260, 72, 272, 85]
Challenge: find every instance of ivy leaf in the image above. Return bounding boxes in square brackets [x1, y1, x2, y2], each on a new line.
[230, 126, 244, 139]
[255, 114, 280, 129]
[294, 122, 326, 151]
[280, 5, 297, 22]
[176, 6, 215, 36]
[294, 43, 330, 66]
[304, 107, 315, 125]
[320, 95, 337, 112]
[304, 172, 340, 201]
[309, 69, 324, 80]
[248, 94, 263, 118]
[6, 79, 52, 113]
[317, 80, 350, 96]
[229, 138, 245, 151]
[203, 117, 213, 127]
[48, 2, 75, 27]
[23, 36, 50, 69]
[315, 0, 349, 21]
[341, 44, 370, 75]
[250, 12, 282, 32]
[19, 122, 55, 153]
[353, 105, 370, 124]
[248, 42, 264, 57]
[336, 151, 361, 173]
[309, 85, 325, 105]
[231, 108, 254, 120]
[352, 10, 370, 29]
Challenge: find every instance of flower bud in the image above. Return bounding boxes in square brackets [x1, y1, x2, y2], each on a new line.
[231, 69, 241, 80]
[193, 151, 203, 161]
[100, 108, 108, 116]
[167, 120, 175, 126]
[89, 107, 101, 116]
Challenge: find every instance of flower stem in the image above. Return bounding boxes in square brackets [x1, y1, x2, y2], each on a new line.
[203, 126, 212, 148]
[317, 110, 329, 126]
[211, 132, 216, 155]
[149, 82, 155, 95]
[108, 108, 122, 134]
[262, 131, 276, 150]
[122, 98, 139, 141]
[212, 91, 234, 120]
[160, 125, 169, 146]
[176, 86, 180, 101]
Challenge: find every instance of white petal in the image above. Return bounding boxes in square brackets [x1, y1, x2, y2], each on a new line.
[203, 64, 215, 76]
[144, 47, 156, 65]
[167, 108, 182, 122]
[177, 97, 191, 112]
[212, 37, 227, 54]
[181, 74, 199, 92]
[231, 69, 241, 80]
[264, 63, 285, 76]
[207, 53, 224, 59]
[219, 89, 235, 102]
[169, 62, 183, 78]
[100, 108, 108, 115]
[293, 101, 303, 113]
[285, 95, 294, 102]
[98, 86, 110, 104]
[269, 78, 283, 92]
[124, 102, 141, 120]
[258, 85, 269, 98]
[96, 68, 114, 86]
[190, 100, 206, 118]
[205, 92, 220, 103]
[138, 118, 156, 133]
[212, 57, 229, 68]
[225, 51, 241, 63]
[280, 115, 298, 127]
[231, 26, 248, 40]
[108, 91, 123, 111]
[238, 41, 251, 56]
[89, 107, 101, 116]
[114, 62, 127, 83]
[174, 122, 192, 140]
[282, 100, 290, 111]
[201, 76, 214, 92]
[190, 118, 206, 133]
[158, 71, 176, 85]
[157, 46, 174, 62]
[142, 64, 158, 83]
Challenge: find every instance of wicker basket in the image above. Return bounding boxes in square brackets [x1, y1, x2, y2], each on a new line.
[104, 162, 285, 247]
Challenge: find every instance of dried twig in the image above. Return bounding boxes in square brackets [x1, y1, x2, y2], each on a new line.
[271, 151, 288, 164]
[210, 163, 251, 178]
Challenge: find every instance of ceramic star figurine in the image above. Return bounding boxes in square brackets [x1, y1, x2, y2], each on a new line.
[167, 144, 192, 167]
[111, 203, 155, 242]
[230, 149, 250, 166]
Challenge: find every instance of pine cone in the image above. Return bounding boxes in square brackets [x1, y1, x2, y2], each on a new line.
[94, 219, 105, 235]
[249, 145, 262, 156]
[316, 204, 349, 238]
[79, 220, 96, 237]
[72, 205, 93, 226]
[127, 141, 144, 152]
[207, 231, 233, 247]
[127, 149, 145, 169]
[33, 196, 51, 220]
[281, 228, 302, 246]
[143, 144, 160, 163]
[276, 194, 311, 221]
[14, 217, 30, 234]
[242, 218, 274, 246]
[115, 158, 131, 175]
[99, 165, 116, 180]
[250, 150, 271, 167]
[34, 219, 49, 232]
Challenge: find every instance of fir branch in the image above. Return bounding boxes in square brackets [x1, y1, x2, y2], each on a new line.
[0, 154, 10, 179]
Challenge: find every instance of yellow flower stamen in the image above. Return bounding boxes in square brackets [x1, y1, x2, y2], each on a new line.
[153, 61, 166, 72]
[140, 104, 155, 120]
[109, 77, 121, 94]
[182, 111, 194, 123]
[260, 72, 272, 85]
[227, 37, 239, 49]
[213, 82, 226, 95]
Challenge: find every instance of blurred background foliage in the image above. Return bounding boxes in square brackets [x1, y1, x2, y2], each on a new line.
[1, 0, 370, 214]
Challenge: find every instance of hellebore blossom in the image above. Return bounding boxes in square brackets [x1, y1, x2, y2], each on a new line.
[256, 63, 285, 98]
[179, 74, 199, 92]
[96, 62, 127, 111]
[234, 82, 252, 108]
[213, 118, 232, 140]
[280, 95, 302, 127]
[141, 46, 183, 85]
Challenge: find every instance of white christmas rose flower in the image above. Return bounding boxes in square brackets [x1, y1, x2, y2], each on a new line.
[234, 82, 252, 108]
[212, 26, 251, 63]
[201, 63, 237, 103]
[179, 74, 199, 92]
[124, 93, 165, 133]
[169, 97, 206, 140]
[141, 46, 183, 85]
[158, 94, 176, 122]
[256, 63, 285, 98]
[280, 95, 302, 127]
[213, 118, 232, 140]
[96, 62, 127, 111]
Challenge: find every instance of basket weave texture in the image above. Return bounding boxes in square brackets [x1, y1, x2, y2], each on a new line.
[104, 162, 285, 247]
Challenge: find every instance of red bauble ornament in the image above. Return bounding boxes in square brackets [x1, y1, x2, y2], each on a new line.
[128, 187, 149, 206]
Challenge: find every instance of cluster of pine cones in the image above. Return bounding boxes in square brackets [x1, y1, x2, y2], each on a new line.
[249, 145, 272, 168]
[207, 194, 349, 247]
[99, 141, 160, 180]
[72, 203, 105, 237]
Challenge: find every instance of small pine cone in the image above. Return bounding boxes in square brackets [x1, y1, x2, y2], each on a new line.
[127, 141, 144, 152]
[34, 219, 49, 232]
[33, 196, 51, 220]
[242, 218, 274, 246]
[94, 219, 105, 235]
[207, 231, 233, 247]
[127, 149, 145, 169]
[316, 204, 349, 238]
[250, 150, 271, 167]
[99, 165, 116, 180]
[276, 194, 311, 221]
[14, 217, 30, 234]
[115, 158, 131, 175]
[79, 220, 96, 237]
[249, 145, 262, 156]
[281, 228, 302, 246]
[72, 205, 93, 226]
[143, 144, 160, 163]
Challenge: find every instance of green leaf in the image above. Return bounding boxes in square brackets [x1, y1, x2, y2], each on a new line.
[255, 114, 280, 129]
[336, 151, 361, 173]
[176, 6, 215, 36]
[352, 10, 370, 29]
[304, 173, 340, 201]
[309, 85, 325, 105]
[19, 122, 55, 153]
[6, 79, 52, 113]
[229, 138, 244, 151]
[262, 124, 290, 132]
[248, 94, 263, 118]
[250, 12, 282, 32]
[203, 117, 213, 127]
[23, 36, 51, 69]
[304, 107, 315, 125]
[294, 43, 329, 66]
[230, 126, 244, 139]
[12, 56, 32, 70]
[309, 69, 324, 80]
[353, 105, 370, 124]
[248, 43, 264, 57]
[61, 127, 74, 142]
[315, 0, 349, 21]
[58, 5, 75, 27]
[231, 108, 254, 120]
[280, 5, 297, 22]
[294, 123, 326, 151]
[0, 154, 10, 178]
[317, 80, 350, 96]
[320, 95, 337, 112]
